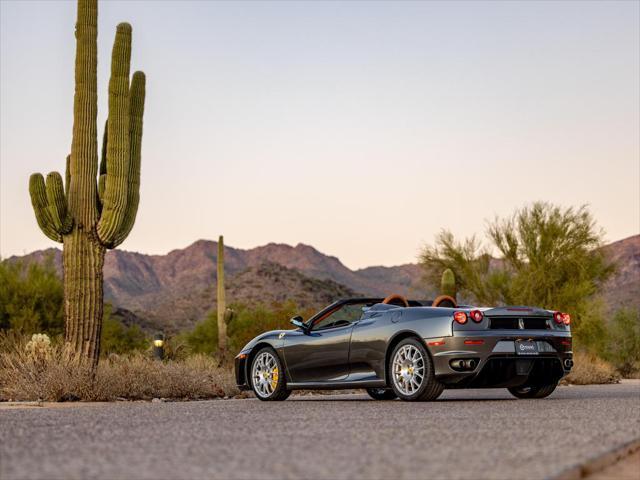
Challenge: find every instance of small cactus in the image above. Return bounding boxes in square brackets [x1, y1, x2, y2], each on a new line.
[25, 333, 52, 360]
[217, 236, 228, 353]
[441, 269, 457, 300]
[224, 307, 235, 326]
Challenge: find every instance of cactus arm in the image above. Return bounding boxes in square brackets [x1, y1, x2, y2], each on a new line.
[113, 71, 145, 247]
[45, 172, 73, 234]
[96, 23, 132, 247]
[29, 174, 63, 242]
[68, 0, 99, 227]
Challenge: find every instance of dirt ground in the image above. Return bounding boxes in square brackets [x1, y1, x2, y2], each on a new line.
[587, 449, 640, 480]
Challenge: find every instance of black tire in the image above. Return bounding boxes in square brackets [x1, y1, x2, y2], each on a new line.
[388, 337, 444, 402]
[366, 388, 397, 401]
[508, 382, 558, 399]
[250, 347, 291, 401]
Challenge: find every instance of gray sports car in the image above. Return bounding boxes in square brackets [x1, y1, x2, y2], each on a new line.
[234, 295, 573, 401]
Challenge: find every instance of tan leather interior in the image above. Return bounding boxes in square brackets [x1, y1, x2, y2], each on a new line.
[432, 295, 457, 308]
[382, 294, 410, 308]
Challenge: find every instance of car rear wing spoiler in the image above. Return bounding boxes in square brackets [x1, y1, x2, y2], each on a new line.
[482, 306, 551, 317]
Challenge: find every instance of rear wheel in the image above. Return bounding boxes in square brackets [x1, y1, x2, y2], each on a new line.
[250, 347, 291, 401]
[508, 382, 558, 399]
[389, 338, 443, 402]
[366, 388, 397, 401]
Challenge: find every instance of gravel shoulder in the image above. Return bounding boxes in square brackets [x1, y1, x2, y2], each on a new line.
[1, 383, 639, 480]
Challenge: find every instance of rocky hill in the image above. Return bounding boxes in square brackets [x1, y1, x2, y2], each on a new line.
[7, 235, 638, 332]
[600, 235, 640, 313]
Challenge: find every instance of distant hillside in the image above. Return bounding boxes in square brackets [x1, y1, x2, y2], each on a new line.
[601, 235, 640, 313]
[7, 234, 638, 332]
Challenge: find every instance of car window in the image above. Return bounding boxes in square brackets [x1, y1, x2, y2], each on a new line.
[313, 303, 366, 330]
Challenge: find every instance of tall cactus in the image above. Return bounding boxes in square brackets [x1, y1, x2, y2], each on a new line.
[217, 236, 228, 354]
[28, 0, 146, 367]
[441, 268, 457, 300]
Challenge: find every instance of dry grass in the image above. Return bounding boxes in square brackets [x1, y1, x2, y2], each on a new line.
[0, 336, 239, 402]
[563, 351, 620, 385]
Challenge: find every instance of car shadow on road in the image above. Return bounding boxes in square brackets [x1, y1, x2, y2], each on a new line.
[289, 395, 519, 402]
[287, 393, 573, 402]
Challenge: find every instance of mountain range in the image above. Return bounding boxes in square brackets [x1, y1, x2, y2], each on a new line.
[8, 235, 638, 333]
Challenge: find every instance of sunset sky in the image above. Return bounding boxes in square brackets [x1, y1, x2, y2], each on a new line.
[1, 0, 638, 269]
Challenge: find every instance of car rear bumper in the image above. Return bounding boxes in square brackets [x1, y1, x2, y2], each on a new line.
[426, 331, 572, 388]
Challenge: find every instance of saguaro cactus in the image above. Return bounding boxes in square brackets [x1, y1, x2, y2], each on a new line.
[440, 269, 457, 300]
[217, 236, 228, 354]
[28, 0, 146, 367]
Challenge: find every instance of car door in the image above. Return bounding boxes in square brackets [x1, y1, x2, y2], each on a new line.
[348, 308, 399, 381]
[282, 303, 364, 384]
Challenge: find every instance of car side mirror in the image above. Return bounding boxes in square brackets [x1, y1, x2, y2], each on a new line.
[290, 316, 307, 332]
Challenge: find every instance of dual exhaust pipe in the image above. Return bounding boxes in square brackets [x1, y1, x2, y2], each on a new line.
[450, 357, 573, 371]
[450, 359, 477, 371]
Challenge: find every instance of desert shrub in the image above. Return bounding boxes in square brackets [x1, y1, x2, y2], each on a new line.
[0, 333, 237, 401]
[0, 255, 64, 335]
[100, 304, 148, 356]
[571, 299, 609, 355]
[94, 354, 236, 400]
[605, 308, 640, 376]
[183, 311, 219, 356]
[564, 351, 619, 385]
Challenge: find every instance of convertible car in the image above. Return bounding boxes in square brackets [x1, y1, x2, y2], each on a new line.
[234, 295, 573, 401]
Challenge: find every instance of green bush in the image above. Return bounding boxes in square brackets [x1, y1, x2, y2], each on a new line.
[571, 299, 609, 355]
[100, 304, 148, 356]
[605, 308, 640, 376]
[0, 255, 64, 335]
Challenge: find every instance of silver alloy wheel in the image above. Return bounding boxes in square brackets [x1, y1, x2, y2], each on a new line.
[252, 351, 280, 398]
[392, 344, 425, 396]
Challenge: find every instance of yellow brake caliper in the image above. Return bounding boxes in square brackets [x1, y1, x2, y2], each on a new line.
[271, 366, 279, 390]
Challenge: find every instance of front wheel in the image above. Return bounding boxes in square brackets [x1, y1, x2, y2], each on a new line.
[366, 388, 397, 401]
[508, 382, 558, 399]
[389, 338, 444, 402]
[250, 347, 291, 401]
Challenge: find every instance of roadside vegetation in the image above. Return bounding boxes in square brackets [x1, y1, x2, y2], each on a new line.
[0, 332, 237, 401]
[1, 201, 638, 401]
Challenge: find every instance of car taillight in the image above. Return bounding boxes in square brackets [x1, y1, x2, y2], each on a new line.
[562, 313, 571, 325]
[454, 311, 468, 324]
[553, 311, 564, 324]
[470, 310, 484, 323]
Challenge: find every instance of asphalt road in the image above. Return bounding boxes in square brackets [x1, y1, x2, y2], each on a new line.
[1, 383, 639, 480]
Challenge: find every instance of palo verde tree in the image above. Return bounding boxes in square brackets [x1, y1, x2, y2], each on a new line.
[28, 0, 146, 367]
[420, 202, 614, 322]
